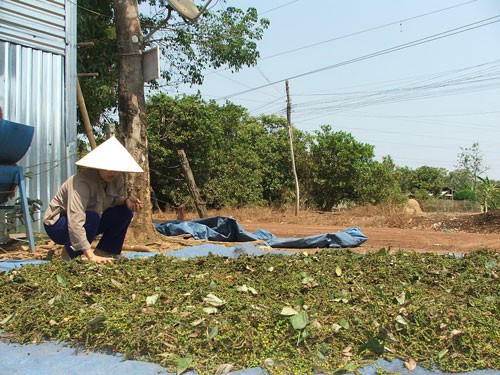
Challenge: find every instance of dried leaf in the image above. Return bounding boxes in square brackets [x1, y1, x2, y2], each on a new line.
[215, 364, 234, 375]
[236, 284, 258, 295]
[203, 307, 218, 314]
[280, 306, 298, 316]
[342, 345, 352, 354]
[0, 313, 15, 325]
[146, 294, 159, 306]
[405, 358, 417, 371]
[335, 266, 342, 276]
[395, 315, 408, 325]
[394, 291, 406, 305]
[190, 318, 205, 326]
[450, 329, 464, 338]
[332, 323, 342, 333]
[203, 293, 226, 307]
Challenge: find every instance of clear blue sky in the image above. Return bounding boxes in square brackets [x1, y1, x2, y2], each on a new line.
[168, 0, 500, 179]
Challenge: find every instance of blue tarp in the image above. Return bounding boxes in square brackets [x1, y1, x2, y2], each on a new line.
[1, 339, 498, 375]
[0, 247, 498, 375]
[155, 216, 368, 248]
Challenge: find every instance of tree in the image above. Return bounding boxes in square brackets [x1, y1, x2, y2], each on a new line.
[147, 94, 266, 208]
[309, 125, 375, 210]
[456, 143, 487, 193]
[113, 0, 157, 241]
[77, 0, 117, 130]
[357, 156, 405, 205]
[412, 166, 448, 197]
[78, 1, 269, 241]
[77, 0, 269, 133]
[395, 166, 415, 195]
[446, 168, 472, 193]
[253, 115, 309, 207]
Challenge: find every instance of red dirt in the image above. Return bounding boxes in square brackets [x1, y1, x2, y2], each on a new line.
[2, 206, 499, 260]
[242, 223, 500, 254]
[234, 206, 500, 254]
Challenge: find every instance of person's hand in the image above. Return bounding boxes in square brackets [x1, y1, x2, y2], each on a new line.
[125, 196, 143, 212]
[84, 249, 114, 264]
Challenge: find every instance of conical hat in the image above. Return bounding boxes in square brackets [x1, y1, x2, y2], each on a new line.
[76, 136, 144, 173]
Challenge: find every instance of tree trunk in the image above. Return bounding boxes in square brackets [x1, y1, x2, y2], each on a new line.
[114, 0, 159, 242]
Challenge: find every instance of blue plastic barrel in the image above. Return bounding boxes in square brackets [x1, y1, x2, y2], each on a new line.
[0, 119, 35, 164]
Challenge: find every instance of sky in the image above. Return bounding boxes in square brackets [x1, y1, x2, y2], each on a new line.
[164, 0, 500, 179]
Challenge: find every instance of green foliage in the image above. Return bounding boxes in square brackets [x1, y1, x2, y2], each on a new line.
[147, 96, 410, 210]
[77, 0, 118, 130]
[253, 115, 309, 206]
[77, 0, 269, 134]
[357, 156, 406, 205]
[456, 143, 487, 192]
[139, 4, 268, 86]
[147, 94, 282, 208]
[1, 250, 499, 374]
[477, 176, 500, 212]
[412, 166, 448, 197]
[454, 189, 478, 201]
[309, 125, 375, 210]
[413, 189, 432, 202]
[446, 168, 471, 192]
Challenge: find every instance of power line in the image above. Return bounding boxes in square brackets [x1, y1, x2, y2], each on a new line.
[259, 0, 301, 15]
[260, 0, 479, 61]
[220, 15, 500, 100]
[205, 0, 479, 81]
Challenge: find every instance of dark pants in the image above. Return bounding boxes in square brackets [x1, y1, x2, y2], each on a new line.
[44, 205, 133, 259]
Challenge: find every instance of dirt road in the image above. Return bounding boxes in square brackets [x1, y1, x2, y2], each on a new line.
[242, 222, 500, 254]
[2, 209, 499, 260]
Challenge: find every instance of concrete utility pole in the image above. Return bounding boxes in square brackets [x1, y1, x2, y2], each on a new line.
[286, 80, 300, 216]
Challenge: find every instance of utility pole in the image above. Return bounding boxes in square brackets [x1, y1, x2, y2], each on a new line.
[286, 80, 300, 216]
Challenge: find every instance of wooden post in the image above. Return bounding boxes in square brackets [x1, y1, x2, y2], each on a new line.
[177, 149, 207, 218]
[76, 78, 97, 149]
[286, 80, 300, 216]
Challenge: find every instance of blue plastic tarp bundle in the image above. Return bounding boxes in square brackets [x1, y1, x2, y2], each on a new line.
[155, 216, 368, 248]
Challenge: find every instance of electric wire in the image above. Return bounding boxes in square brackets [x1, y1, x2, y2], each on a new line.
[220, 15, 500, 100]
[260, 0, 479, 61]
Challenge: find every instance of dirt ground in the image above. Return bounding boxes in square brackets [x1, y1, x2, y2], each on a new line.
[1, 204, 500, 261]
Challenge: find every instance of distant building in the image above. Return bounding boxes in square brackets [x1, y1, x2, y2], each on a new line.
[440, 187, 455, 199]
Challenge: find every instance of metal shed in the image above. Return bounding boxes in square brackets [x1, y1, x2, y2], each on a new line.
[0, 0, 77, 233]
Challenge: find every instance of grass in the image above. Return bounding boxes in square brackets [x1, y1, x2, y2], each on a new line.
[0, 248, 498, 374]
